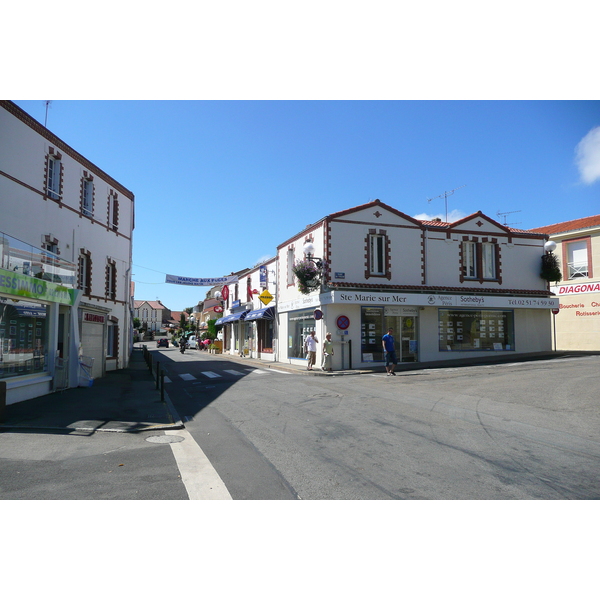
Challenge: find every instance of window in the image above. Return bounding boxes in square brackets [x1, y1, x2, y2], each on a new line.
[78, 251, 92, 296]
[370, 235, 385, 275]
[0, 298, 48, 379]
[366, 231, 391, 279]
[463, 241, 477, 278]
[108, 192, 119, 231]
[287, 248, 295, 286]
[46, 152, 62, 200]
[566, 239, 589, 279]
[461, 239, 500, 283]
[288, 309, 316, 359]
[82, 178, 94, 217]
[438, 309, 514, 352]
[105, 260, 116, 301]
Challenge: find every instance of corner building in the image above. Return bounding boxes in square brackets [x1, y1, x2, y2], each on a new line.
[0, 101, 134, 404]
[276, 200, 557, 370]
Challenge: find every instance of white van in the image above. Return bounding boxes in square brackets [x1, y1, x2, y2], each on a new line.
[186, 335, 198, 349]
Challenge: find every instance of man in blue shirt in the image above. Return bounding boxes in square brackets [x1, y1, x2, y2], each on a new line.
[382, 328, 398, 376]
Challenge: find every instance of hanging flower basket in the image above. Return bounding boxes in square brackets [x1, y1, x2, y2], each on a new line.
[540, 253, 562, 283]
[292, 259, 321, 295]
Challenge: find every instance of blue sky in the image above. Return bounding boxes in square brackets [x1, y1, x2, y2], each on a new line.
[5, 4, 599, 312]
[12, 99, 600, 311]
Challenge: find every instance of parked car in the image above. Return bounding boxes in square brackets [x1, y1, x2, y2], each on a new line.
[187, 335, 198, 349]
[157, 338, 169, 348]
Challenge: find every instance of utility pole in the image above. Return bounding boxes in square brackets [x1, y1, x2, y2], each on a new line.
[427, 184, 466, 222]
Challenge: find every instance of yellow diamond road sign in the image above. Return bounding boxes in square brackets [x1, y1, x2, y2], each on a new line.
[258, 290, 273, 306]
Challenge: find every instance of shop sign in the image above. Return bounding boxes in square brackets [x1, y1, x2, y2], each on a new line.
[551, 282, 600, 296]
[84, 312, 105, 323]
[0, 267, 77, 306]
[331, 290, 558, 310]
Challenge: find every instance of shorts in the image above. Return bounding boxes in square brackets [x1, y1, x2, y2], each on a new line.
[385, 351, 398, 366]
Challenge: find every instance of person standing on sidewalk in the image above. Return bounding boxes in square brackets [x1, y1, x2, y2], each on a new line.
[382, 327, 398, 376]
[322, 332, 334, 372]
[304, 331, 319, 370]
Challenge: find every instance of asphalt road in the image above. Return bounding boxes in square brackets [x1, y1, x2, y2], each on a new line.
[161, 349, 600, 500]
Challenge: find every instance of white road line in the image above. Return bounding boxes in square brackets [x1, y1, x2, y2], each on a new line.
[168, 429, 232, 500]
[224, 370, 245, 376]
[201, 371, 221, 378]
[179, 373, 197, 381]
[269, 368, 292, 375]
[163, 376, 172, 383]
[247, 370, 268, 375]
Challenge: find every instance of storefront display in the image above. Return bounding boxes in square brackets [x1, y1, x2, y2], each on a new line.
[438, 309, 514, 351]
[0, 298, 48, 378]
[288, 309, 316, 359]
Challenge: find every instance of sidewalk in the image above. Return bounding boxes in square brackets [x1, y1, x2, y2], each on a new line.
[0, 348, 183, 433]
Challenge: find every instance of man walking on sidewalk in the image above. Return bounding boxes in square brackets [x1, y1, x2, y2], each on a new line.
[382, 328, 398, 376]
[304, 331, 319, 370]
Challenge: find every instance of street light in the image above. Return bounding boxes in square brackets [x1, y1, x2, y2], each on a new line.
[544, 240, 557, 253]
[302, 241, 323, 269]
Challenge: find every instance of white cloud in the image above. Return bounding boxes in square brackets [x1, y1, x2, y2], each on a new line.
[576, 126, 600, 184]
[413, 209, 467, 222]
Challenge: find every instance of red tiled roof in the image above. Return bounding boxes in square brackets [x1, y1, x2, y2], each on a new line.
[134, 300, 168, 310]
[529, 215, 600, 235]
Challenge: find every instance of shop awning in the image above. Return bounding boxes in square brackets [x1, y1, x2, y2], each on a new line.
[244, 306, 276, 321]
[217, 311, 248, 325]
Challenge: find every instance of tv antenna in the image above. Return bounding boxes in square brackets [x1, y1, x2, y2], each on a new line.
[44, 100, 52, 128]
[496, 210, 521, 226]
[427, 184, 466, 222]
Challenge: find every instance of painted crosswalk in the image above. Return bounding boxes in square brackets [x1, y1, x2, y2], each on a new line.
[175, 368, 272, 382]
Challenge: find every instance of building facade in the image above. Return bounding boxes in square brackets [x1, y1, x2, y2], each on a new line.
[274, 200, 557, 370]
[530, 215, 600, 351]
[133, 300, 170, 333]
[0, 101, 134, 403]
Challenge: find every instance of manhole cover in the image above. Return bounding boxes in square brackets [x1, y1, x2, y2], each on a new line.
[145, 435, 185, 444]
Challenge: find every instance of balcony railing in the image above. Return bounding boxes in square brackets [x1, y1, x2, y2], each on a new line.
[567, 261, 589, 279]
[0, 231, 76, 287]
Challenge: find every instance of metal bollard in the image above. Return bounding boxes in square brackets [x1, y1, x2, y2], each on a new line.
[155, 360, 160, 389]
[160, 369, 165, 403]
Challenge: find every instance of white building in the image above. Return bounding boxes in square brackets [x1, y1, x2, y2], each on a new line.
[274, 199, 557, 370]
[218, 259, 277, 360]
[530, 215, 600, 351]
[0, 101, 134, 404]
[133, 300, 169, 333]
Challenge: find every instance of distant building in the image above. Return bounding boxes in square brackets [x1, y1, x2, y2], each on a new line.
[530, 215, 600, 350]
[133, 300, 170, 332]
[0, 100, 134, 403]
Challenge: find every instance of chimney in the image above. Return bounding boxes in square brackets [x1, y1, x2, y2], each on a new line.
[432, 217, 442, 222]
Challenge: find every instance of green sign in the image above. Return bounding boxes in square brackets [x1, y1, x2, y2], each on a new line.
[0, 267, 77, 306]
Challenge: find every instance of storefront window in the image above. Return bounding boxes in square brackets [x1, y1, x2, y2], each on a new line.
[361, 306, 384, 362]
[0, 298, 48, 378]
[438, 309, 514, 351]
[288, 309, 316, 359]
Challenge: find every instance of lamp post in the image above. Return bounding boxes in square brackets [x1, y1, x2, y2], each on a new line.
[544, 240, 558, 351]
[302, 242, 323, 269]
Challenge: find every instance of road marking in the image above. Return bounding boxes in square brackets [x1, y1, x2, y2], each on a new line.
[246, 370, 268, 375]
[224, 370, 245, 376]
[269, 368, 292, 375]
[179, 373, 197, 381]
[201, 371, 221, 379]
[163, 376, 172, 383]
[168, 429, 232, 500]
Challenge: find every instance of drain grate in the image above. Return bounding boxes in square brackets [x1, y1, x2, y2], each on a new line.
[145, 435, 185, 444]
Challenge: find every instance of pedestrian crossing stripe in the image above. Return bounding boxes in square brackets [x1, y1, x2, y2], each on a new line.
[224, 370, 245, 376]
[201, 371, 221, 378]
[179, 373, 196, 381]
